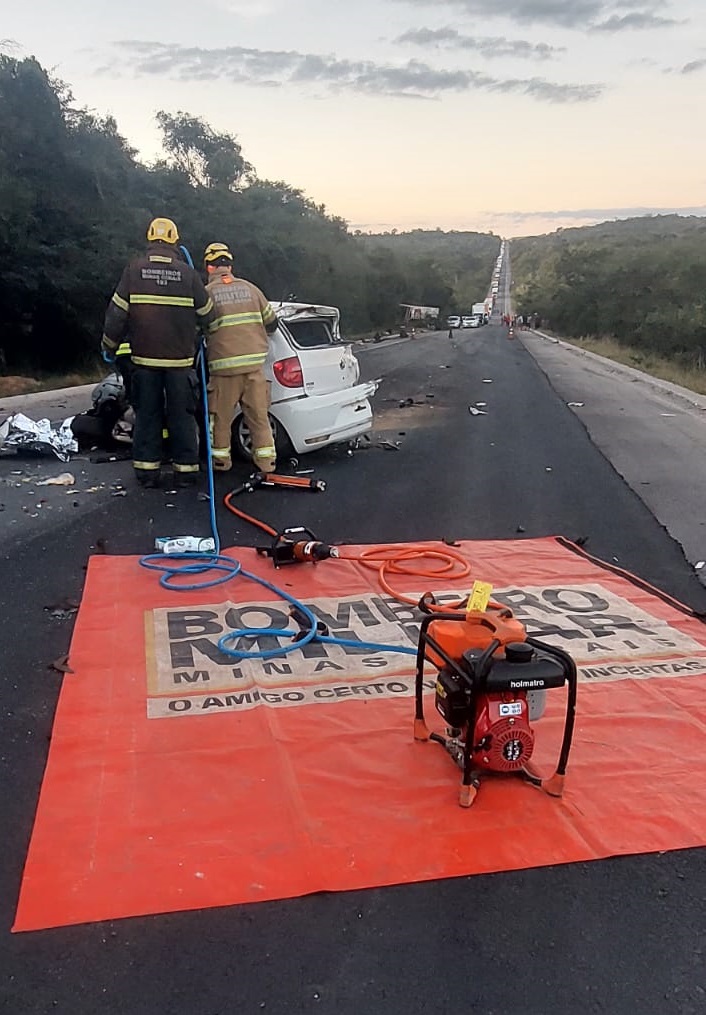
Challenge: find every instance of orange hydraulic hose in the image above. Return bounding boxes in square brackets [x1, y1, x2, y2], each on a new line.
[337, 544, 472, 609]
[223, 489, 475, 611]
[224, 491, 278, 539]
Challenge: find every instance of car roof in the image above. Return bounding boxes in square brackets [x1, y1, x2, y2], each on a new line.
[271, 301, 339, 318]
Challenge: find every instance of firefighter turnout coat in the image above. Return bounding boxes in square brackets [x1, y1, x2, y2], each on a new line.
[205, 267, 278, 472]
[205, 268, 277, 375]
[101, 243, 213, 366]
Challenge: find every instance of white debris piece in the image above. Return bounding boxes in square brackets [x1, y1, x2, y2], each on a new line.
[37, 473, 76, 487]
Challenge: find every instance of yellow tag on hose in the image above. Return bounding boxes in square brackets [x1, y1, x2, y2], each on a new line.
[467, 581, 493, 613]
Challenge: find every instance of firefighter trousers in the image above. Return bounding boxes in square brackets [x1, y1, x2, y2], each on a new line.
[208, 371, 276, 472]
[131, 366, 199, 476]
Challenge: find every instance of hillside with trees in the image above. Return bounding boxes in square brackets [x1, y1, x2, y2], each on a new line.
[359, 230, 500, 320]
[511, 217, 706, 369]
[0, 53, 499, 376]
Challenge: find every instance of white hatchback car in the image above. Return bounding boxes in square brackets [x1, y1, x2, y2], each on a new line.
[231, 302, 379, 459]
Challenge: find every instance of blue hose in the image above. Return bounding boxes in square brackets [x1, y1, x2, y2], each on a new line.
[137, 248, 417, 661]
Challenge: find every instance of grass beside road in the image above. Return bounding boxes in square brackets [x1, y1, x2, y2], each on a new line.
[0, 366, 104, 398]
[544, 333, 706, 397]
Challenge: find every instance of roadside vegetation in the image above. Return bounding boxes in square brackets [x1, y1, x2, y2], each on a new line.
[0, 52, 498, 384]
[511, 217, 706, 393]
[549, 335, 706, 396]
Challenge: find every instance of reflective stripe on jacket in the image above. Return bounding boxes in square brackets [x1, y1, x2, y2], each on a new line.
[102, 244, 213, 368]
[205, 269, 276, 376]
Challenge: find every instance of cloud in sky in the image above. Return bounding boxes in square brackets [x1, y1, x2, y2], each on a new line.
[590, 11, 682, 30]
[394, 0, 682, 31]
[395, 27, 565, 60]
[491, 203, 706, 221]
[680, 57, 706, 73]
[214, 0, 277, 15]
[353, 205, 706, 238]
[109, 41, 604, 103]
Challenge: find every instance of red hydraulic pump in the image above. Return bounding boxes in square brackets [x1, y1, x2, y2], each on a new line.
[413, 593, 577, 808]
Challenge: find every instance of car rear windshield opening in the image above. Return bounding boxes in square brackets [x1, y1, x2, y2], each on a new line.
[285, 318, 336, 348]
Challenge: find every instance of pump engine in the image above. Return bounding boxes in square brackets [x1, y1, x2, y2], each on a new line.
[414, 595, 577, 807]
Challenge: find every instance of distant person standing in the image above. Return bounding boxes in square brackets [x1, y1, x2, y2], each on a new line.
[203, 242, 278, 474]
[101, 217, 213, 487]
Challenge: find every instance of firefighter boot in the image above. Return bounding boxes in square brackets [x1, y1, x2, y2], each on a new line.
[253, 446, 276, 474]
[211, 450, 232, 472]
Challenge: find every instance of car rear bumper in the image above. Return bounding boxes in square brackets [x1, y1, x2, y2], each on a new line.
[272, 380, 378, 454]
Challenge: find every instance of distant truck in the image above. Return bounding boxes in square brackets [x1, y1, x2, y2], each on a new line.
[472, 303, 488, 323]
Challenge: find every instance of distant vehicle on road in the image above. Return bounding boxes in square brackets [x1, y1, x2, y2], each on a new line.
[469, 315, 482, 328]
[447, 315, 461, 329]
[472, 303, 488, 322]
[461, 316, 475, 328]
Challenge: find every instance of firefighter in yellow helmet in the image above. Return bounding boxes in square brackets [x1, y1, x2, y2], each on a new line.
[101, 218, 214, 488]
[203, 242, 278, 473]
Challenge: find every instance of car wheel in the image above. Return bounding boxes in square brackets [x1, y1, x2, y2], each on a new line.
[231, 413, 294, 462]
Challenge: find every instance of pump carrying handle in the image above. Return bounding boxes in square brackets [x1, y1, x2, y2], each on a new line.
[418, 591, 513, 620]
[526, 637, 578, 792]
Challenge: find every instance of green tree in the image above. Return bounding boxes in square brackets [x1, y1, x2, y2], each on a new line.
[155, 111, 253, 190]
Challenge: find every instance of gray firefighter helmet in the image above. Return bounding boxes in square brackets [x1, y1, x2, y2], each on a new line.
[92, 372, 127, 413]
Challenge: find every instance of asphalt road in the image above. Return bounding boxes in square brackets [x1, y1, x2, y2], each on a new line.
[517, 331, 706, 577]
[2, 322, 706, 1014]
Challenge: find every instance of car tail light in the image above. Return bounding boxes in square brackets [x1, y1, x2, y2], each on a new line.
[273, 356, 303, 388]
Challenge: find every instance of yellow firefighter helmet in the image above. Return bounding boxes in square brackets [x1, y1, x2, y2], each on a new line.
[203, 242, 233, 264]
[147, 217, 179, 244]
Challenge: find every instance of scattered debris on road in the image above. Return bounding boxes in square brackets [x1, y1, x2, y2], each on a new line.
[0, 412, 77, 461]
[37, 472, 75, 487]
[567, 402, 585, 408]
[44, 599, 80, 621]
[468, 406, 487, 416]
[49, 654, 74, 674]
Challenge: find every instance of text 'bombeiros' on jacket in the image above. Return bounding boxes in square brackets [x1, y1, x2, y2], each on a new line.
[205, 268, 277, 375]
[101, 244, 214, 368]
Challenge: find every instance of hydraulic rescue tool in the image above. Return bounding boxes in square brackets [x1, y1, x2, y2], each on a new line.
[413, 593, 577, 808]
[225, 471, 337, 567]
[256, 525, 339, 567]
[238, 471, 327, 494]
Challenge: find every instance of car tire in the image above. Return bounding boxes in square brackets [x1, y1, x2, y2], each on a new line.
[231, 413, 294, 462]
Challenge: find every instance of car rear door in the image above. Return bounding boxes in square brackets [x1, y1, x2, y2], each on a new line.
[277, 306, 360, 396]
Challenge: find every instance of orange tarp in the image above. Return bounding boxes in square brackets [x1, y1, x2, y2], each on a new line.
[14, 537, 706, 931]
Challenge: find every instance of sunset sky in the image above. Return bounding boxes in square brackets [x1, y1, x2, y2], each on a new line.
[4, 0, 706, 235]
